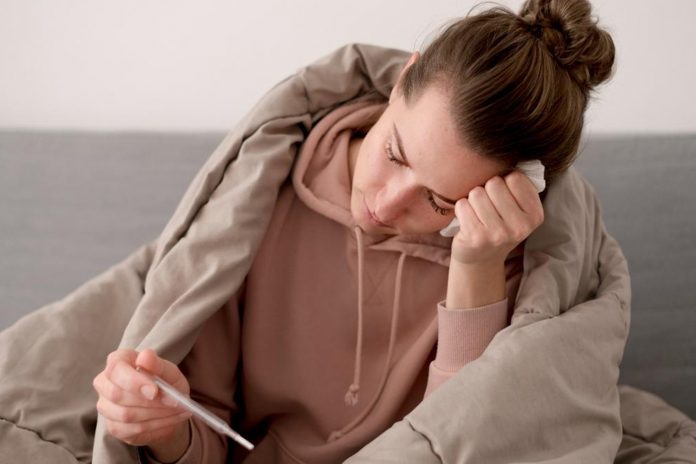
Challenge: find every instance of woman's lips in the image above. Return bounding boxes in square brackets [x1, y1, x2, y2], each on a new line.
[364, 198, 389, 227]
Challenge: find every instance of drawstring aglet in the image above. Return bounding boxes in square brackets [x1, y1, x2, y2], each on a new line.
[344, 383, 360, 406]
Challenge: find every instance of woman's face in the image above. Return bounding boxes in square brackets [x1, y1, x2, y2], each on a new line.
[349, 53, 507, 236]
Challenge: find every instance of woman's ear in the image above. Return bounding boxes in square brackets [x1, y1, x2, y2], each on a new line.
[389, 51, 420, 104]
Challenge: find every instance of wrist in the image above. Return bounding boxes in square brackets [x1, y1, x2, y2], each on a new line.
[146, 419, 191, 463]
[450, 256, 504, 270]
[446, 259, 505, 309]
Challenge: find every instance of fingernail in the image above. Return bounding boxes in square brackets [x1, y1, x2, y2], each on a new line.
[162, 395, 178, 407]
[140, 385, 156, 400]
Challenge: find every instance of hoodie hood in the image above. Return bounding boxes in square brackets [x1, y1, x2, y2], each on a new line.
[292, 96, 456, 265]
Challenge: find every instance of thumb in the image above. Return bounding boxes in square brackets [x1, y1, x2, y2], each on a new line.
[135, 348, 189, 394]
[135, 348, 161, 375]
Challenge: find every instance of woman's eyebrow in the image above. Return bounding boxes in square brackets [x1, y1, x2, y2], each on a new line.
[393, 123, 459, 206]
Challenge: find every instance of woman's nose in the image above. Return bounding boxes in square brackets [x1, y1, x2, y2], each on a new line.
[375, 184, 416, 223]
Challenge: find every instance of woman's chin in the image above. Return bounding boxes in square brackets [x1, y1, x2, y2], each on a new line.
[356, 218, 390, 235]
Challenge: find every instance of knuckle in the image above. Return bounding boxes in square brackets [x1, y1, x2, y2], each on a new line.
[508, 223, 526, 240]
[490, 233, 506, 247]
[117, 406, 133, 423]
[106, 351, 120, 365]
[92, 374, 102, 392]
[108, 349, 136, 365]
[471, 233, 486, 248]
[512, 230, 527, 243]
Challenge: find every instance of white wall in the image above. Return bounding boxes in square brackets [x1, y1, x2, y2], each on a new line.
[1, 0, 694, 134]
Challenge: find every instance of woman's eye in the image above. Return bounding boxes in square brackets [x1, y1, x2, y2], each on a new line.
[386, 140, 452, 216]
[427, 192, 451, 216]
[385, 141, 406, 167]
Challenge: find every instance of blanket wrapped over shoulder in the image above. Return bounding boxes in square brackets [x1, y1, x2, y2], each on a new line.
[0, 43, 694, 464]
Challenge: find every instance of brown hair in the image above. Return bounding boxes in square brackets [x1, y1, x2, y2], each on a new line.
[399, 0, 616, 183]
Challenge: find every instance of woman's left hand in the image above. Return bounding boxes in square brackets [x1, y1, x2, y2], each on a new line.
[450, 170, 545, 266]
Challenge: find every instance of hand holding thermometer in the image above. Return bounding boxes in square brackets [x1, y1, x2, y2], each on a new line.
[141, 370, 255, 451]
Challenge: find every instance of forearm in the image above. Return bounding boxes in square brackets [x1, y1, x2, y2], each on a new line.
[445, 259, 506, 309]
[424, 259, 509, 397]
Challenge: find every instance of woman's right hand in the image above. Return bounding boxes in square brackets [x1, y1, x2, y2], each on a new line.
[92, 348, 193, 454]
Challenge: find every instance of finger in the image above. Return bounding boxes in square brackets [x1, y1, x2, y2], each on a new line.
[505, 171, 543, 218]
[94, 371, 164, 408]
[109, 358, 160, 402]
[454, 198, 482, 232]
[104, 349, 138, 378]
[136, 349, 190, 406]
[466, 185, 504, 229]
[97, 396, 189, 423]
[135, 349, 190, 395]
[135, 349, 190, 409]
[484, 176, 526, 222]
[107, 412, 192, 442]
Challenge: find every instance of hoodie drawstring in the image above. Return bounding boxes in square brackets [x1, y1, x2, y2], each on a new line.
[344, 226, 366, 407]
[330, 226, 406, 442]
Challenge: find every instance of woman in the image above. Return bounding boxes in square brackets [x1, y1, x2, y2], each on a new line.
[93, 0, 615, 462]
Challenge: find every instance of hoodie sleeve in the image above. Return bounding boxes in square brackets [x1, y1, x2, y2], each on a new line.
[423, 258, 523, 397]
[138, 284, 246, 464]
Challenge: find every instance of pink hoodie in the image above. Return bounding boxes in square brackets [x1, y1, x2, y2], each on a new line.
[140, 97, 525, 463]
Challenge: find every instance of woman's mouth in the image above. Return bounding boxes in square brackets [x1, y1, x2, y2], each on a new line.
[364, 198, 389, 227]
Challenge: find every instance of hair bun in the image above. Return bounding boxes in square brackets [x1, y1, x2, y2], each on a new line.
[519, 0, 615, 93]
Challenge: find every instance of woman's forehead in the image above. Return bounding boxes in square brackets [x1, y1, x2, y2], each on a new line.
[387, 88, 503, 197]
[391, 86, 466, 158]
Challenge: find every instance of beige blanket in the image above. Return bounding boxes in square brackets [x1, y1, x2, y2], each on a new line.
[0, 43, 694, 464]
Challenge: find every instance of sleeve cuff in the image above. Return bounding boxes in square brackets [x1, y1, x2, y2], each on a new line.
[432, 298, 508, 372]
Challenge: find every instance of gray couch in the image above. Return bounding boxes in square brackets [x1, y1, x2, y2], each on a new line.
[1, 130, 694, 419]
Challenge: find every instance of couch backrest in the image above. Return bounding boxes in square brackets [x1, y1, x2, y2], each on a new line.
[574, 134, 696, 418]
